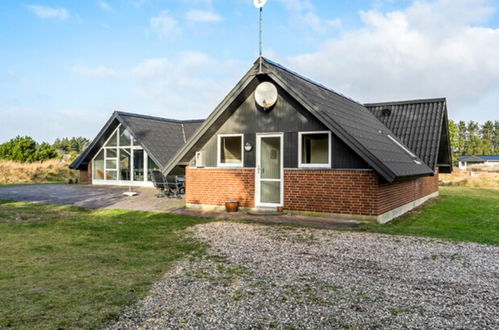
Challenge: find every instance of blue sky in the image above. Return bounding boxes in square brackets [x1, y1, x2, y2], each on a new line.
[1, 0, 499, 143]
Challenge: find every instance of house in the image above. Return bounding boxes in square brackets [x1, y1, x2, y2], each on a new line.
[71, 57, 452, 223]
[458, 155, 499, 169]
[70, 111, 203, 186]
[161, 58, 452, 223]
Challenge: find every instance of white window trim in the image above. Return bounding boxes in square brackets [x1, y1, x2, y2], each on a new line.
[91, 124, 152, 185]
[255, 133, 284, 208]
[217, 134, 244, 168]
[298, 131, 332, 168]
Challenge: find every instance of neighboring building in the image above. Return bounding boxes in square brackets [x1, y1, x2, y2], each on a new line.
[70, 112, 203, 186]
[458, 155, 499, 169]
[161, 58, 452, 223]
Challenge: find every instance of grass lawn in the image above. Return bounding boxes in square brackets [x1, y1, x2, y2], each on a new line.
[0, 187, 497, 329]
[360, 187, 499, 245]
[0, 201, 211, 329]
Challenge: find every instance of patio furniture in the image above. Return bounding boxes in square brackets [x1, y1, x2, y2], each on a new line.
[165, 176, 185, 198]
[151, 170, 168, 198]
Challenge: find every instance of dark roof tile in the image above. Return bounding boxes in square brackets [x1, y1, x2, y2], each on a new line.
[365, 99, 447, 170]
[69, 112, 203, 170]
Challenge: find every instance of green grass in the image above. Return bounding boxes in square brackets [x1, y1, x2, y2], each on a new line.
[0, 187, 497, 329]
[0, 201, 211, 329]
[360, 187, 499, 245]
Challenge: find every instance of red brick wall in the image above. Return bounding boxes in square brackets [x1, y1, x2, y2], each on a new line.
[284, 170, 378, 216]
[186, 167, 439, 217]
[186, 168, 255, 208]
[79, 161, 92, 184]
[377, 170, 439, 214]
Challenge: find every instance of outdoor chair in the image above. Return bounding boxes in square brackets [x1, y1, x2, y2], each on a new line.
[151, 170, 168, 198]
[165, 175, 185, 198]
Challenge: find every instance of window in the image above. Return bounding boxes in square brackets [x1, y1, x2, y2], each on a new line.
[119, 148, 131, 181]
[92, 124, 155, 184]
[93, 150, 105, 180]
[147, 156, 161, 181]
[218, 134, 243, 167]
[298, 131, 331, 168]
[133, 150, 145, 181]
[119, 126, 132, 146]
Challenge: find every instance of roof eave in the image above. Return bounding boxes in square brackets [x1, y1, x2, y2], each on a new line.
[161, 66, 258, 175]
[265, 70, 401, 182]
[115, 113, 165, 169]
[69, 111, 120, 170]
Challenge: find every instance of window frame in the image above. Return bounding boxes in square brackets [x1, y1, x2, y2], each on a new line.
[217, 134, 244, 168]
[298, 131, 332, 168]
[91, 124, 156, 185]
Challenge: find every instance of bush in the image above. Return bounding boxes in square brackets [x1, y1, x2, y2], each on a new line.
[0, 136, 57, 163]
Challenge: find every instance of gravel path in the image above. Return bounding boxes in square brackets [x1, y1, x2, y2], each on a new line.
[111, 222, 499, 329]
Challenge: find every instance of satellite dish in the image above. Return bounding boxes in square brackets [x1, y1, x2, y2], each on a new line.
[253, 0, 267, 9]
[255, 81, 278, 109]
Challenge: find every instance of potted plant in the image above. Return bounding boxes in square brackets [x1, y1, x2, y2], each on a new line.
[225, 200, 239, 212]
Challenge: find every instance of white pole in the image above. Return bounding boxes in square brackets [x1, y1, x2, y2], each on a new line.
[259, 7, 263, 73]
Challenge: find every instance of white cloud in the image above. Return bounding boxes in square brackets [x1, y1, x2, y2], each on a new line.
[326, 18, 342, 28]
[185, 9, 222, 22]
[5, 71, 23, 83]
[276, 0, 314, 12]
[282, 0, 499, 122]
[150, 10, 178, 38]
[132, 0, 147, 8]
[72, 65, 119, 79]
[131, 52, 244, 118]
[97, 0, 112, 12]
[25, 4, 70, 20]
[275, 0, 340, 33]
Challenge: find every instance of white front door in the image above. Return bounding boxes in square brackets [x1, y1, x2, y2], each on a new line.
[256, 133, 283, 207]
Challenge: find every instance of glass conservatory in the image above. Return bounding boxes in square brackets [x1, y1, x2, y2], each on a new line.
[91, 124, 161, 186]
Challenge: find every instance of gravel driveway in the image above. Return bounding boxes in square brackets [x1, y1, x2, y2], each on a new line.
[111, 222, 499, 329]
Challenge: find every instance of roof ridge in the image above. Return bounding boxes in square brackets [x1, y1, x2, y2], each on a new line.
[261, 57, 365, 107]
[116, 111, 204, 124]
[364, 98, 447, 107]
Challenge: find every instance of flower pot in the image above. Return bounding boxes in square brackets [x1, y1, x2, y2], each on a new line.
[225, 200, 239, 213]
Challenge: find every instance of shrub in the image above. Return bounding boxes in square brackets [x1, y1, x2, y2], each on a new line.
[0, 136, 57, 163]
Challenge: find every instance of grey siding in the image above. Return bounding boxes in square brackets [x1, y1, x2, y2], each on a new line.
[193, 86, 369, 169]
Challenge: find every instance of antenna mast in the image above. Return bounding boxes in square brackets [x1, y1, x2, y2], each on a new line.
[254, 0, 267, 73]
[259, 7, 263, 73]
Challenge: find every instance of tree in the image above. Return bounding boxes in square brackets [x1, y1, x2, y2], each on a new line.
[457, 121, 467, 155]
[0, 136, 38, 162]
[35, 142, 57, 161]
[53, 137, 90, 153]
[480, 121, 494, 155]
[493, 121, 499, 155]
[0, 136, 57, 163]
[448, 120, 459, 164]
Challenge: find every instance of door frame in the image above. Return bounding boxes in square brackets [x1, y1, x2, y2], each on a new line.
[255, 132, 284, 208]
